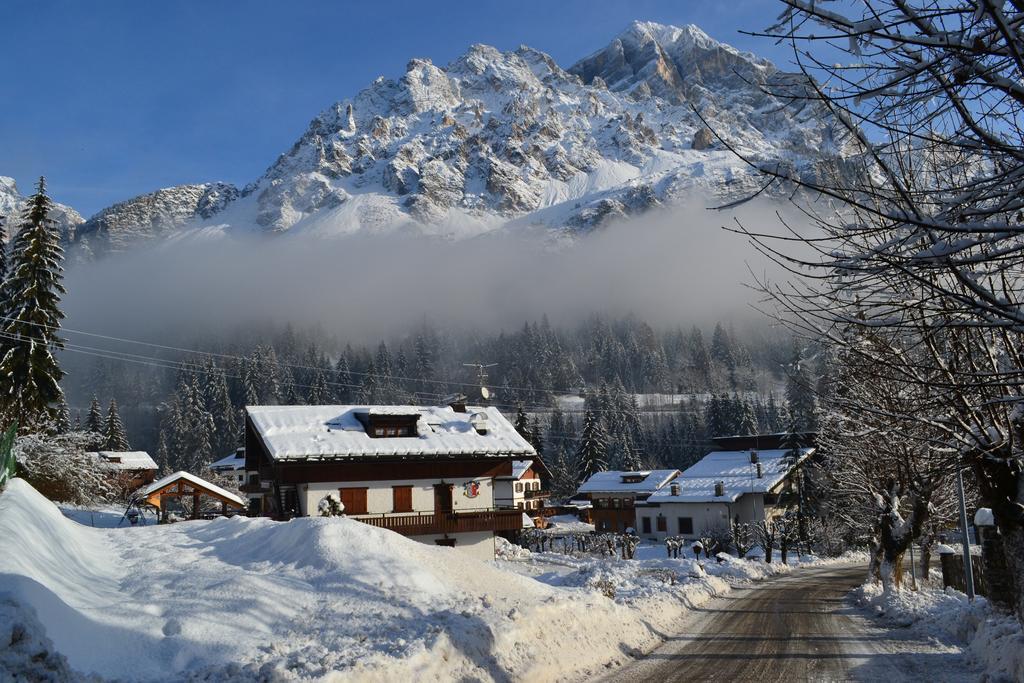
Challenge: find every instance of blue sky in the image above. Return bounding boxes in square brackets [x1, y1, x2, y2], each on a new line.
[0, 0, 783, 216]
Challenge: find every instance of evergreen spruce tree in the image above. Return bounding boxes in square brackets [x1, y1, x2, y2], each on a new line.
[785, 343, 819, 432]
[333, 353, 352, 403]
[514, 404, 530, 440]
[307, 367, 328, 405]
[72, 410, 82, 432]
[549, 444, 577, 498]
[359, 360, 379, 404]
[0, 178, 67, 428]
[529, 418, 544, 457]
[54, 399, 71, 434]
[104, 398, 130, 450]
[575, 408, 607, 484]
[86, 396, 104, 433]
[204, 362, 237, 455]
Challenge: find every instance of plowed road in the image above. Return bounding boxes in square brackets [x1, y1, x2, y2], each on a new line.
[604, 564, 975, 682]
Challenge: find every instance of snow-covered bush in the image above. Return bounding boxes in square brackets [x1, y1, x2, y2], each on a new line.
[13, 431, 113, 505]
[317, 493, 344, 517]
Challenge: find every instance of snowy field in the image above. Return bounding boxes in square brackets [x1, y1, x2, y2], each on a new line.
[2, 478, 857, 682]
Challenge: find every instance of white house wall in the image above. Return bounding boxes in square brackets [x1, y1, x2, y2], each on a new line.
[301, 477, 495, 517]
[636, 493, 768, 541]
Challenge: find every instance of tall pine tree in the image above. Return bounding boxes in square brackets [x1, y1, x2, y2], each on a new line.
[576, 408, 608, 484]
[86, 395, 104, 433]
[104, 398, 130, 450]
[0, 178, 67, 429]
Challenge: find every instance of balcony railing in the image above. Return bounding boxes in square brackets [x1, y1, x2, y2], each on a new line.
[524, 489, 550, 500]
[355, 509, 524, 535]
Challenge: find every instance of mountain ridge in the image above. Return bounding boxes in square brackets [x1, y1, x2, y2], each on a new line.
[2, 21, 852, 259]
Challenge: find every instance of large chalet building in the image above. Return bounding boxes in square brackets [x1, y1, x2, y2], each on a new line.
[243, 402, 537, 559]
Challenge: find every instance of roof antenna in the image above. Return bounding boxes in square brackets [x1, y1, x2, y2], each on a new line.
[463, 362, 497, 404]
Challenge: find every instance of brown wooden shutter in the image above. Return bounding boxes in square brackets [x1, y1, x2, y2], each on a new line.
[656, 516, 667, 532]
[339, 487, 368, 515]
[393, 486, 413, 513]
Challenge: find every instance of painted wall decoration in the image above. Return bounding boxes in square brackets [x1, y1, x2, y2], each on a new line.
[463, 481, 480, 498]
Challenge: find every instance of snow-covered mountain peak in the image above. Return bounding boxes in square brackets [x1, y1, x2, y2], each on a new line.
[0, 175, 83, 242]
[53, 20, 853, 258]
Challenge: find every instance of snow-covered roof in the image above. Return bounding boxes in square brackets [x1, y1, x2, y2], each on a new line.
[246, 405, 536, 461]
[209, 451, 246, 471]
[577, 469, 680, 494]
[89, 451, 158, 471]
[142, 471, 246, 508]
[647, 448, 814, 504]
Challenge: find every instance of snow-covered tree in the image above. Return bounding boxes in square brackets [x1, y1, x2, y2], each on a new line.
[575, 408, 607, 484]
[85, 396, 104, 434]
[54, 400, 71, 435]
[0, 178, 66, 430]
[14, 430, 111, 504]
[104, 398, 130, 451]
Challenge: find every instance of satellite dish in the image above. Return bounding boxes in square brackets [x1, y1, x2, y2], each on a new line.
[480, 386, 491, 400]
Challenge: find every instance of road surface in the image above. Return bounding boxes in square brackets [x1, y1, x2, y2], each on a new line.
[604, 564, 975, 682]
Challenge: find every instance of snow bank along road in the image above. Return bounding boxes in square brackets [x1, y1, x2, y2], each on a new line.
[604, 564, 978, 682]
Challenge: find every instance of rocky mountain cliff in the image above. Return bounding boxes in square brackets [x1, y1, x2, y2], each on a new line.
[9, 21, 853, 258]
[0, 176, 83, 242]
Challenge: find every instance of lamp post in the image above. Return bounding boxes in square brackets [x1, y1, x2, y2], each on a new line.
[956, 468, 975, 601]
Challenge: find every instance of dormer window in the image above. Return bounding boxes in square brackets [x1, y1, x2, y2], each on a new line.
[357, 411, 419, 438]
[621, 474, 646, 484]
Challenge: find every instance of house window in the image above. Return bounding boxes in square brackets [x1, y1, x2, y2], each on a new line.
[532, 481, 540, 491]
[374, 427, 385, 437]
[517, 502, 524, 510]
[624, 497, 634, 508]
[339, 487, 368, 515]
[656, 516, 667, 532]
[612, 498, 621, 509]
[392, 486, 413, 513]
[641, 517, 652, 534]
[678, 517, 694, 535]
[515, 482, 523, 493]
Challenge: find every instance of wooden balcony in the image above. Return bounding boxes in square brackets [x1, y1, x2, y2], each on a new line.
[355, 509, 524, 536]
[524, 489, 551, 500]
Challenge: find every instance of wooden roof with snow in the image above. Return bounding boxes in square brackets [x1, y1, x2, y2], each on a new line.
[141, 471, 246, 510]
[245, 405, 536, 462]
[577, 469, 681, 495]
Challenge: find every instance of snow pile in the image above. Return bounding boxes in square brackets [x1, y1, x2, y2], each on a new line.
[0, 478, 717, 682]
[852, 581, 1024, 681]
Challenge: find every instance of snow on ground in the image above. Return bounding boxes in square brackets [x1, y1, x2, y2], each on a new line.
[1, 478, 863, 681]
[851, 577, 1024, 682]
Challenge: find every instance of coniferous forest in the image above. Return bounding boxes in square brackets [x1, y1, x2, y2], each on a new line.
[57, 316, 819, 491]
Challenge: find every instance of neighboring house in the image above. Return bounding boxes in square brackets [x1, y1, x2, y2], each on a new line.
[209, 448, 247, 486]
[88, 451, 158, 491]
[244, 402, 535, 560]
[575, 469, 681, 533]
[494, 458, 550, 512]
[638, 443, 815, 541]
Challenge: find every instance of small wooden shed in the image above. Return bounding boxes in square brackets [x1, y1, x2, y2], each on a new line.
[141, 471, 246, 521]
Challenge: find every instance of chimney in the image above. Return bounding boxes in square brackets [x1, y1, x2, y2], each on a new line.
[750, 450, 759, 464]
[445, 393, 468, 413]
[714, 481, 725, 497]
[670, 482, 680, 496]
